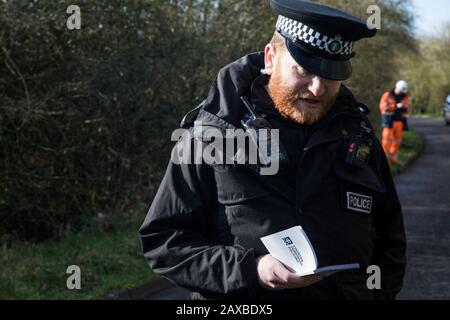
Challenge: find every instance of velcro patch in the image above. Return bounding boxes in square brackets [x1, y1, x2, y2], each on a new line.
[346, 192, 373, 214]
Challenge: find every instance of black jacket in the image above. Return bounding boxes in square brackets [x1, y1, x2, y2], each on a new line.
[139, 52, 406, 300]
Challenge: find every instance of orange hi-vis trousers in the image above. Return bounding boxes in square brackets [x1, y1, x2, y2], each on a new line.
[382, 120, 404, 164]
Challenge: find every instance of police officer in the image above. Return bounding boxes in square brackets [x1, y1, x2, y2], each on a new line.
[139, 0, 406, 300]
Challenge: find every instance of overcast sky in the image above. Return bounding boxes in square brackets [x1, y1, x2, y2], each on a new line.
[413, 0, 450, 36]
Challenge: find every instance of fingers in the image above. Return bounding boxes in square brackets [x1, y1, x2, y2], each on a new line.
[272, 263, 323, 289]
[272, 260, 297, 286]
[285, 274, 323, 288]
[257, 255, 323, 291]
[257, 255, 283, 290]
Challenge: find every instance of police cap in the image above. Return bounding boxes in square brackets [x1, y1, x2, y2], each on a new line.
[270, 0, 377, 80]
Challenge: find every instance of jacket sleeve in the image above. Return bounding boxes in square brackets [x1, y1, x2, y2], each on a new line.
[371, 147, 407, 300]
[138, 143, 260, 298]
[379, 92, 393, 113]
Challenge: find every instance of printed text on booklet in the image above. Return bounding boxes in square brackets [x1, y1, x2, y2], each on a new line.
[260, 226, 360, 277]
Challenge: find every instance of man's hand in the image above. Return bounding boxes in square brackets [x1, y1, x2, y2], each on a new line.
[256, 255, 323, 291]
[396, 103, 404, 109]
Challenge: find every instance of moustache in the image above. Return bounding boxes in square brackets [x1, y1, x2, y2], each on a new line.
[293, 92, 323, 102]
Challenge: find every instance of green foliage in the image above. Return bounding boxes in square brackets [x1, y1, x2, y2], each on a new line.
[0, 0, 419, 242]
[401, 24, 450, 114]
[0, 226, 152, 299]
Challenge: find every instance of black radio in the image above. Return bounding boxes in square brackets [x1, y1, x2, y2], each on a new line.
[240, 96, 289, 167]
[345, 122, 373, 169]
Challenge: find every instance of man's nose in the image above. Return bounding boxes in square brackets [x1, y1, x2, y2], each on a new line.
[308, 76, 326, 97]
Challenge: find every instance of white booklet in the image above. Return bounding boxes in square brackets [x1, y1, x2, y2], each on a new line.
[260, 226, 360, 277]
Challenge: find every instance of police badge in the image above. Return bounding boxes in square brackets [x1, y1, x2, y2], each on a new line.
[326, 35, 344, 55]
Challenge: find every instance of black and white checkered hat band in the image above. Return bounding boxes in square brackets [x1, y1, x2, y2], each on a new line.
[276, 15, 355, 56]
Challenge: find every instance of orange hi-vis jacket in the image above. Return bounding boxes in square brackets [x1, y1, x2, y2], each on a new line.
[379, 91, 410, 116]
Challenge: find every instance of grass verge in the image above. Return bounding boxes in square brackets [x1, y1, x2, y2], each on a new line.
[0, 224, 154, 299]
[390, 130, 425, 175]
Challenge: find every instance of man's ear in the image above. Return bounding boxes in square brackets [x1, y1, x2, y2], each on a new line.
[264, 44, 276, 76]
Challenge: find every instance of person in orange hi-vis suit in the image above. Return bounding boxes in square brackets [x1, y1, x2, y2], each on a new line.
[379, 80, 411, 164]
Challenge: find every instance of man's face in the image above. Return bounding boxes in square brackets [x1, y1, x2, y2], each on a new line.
[394, 88, 406, 95]
[266, 47, 342, 125]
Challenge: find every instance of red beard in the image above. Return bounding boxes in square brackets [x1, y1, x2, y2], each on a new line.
[268, 68, 335, 125]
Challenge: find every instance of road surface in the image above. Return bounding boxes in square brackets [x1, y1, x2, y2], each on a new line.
[397, 117, 450, 299]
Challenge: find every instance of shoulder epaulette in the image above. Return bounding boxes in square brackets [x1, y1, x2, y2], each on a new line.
[180, 101, 206, 129]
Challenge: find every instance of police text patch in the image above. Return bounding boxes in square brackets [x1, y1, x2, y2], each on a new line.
[346, 192, 373, 214]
